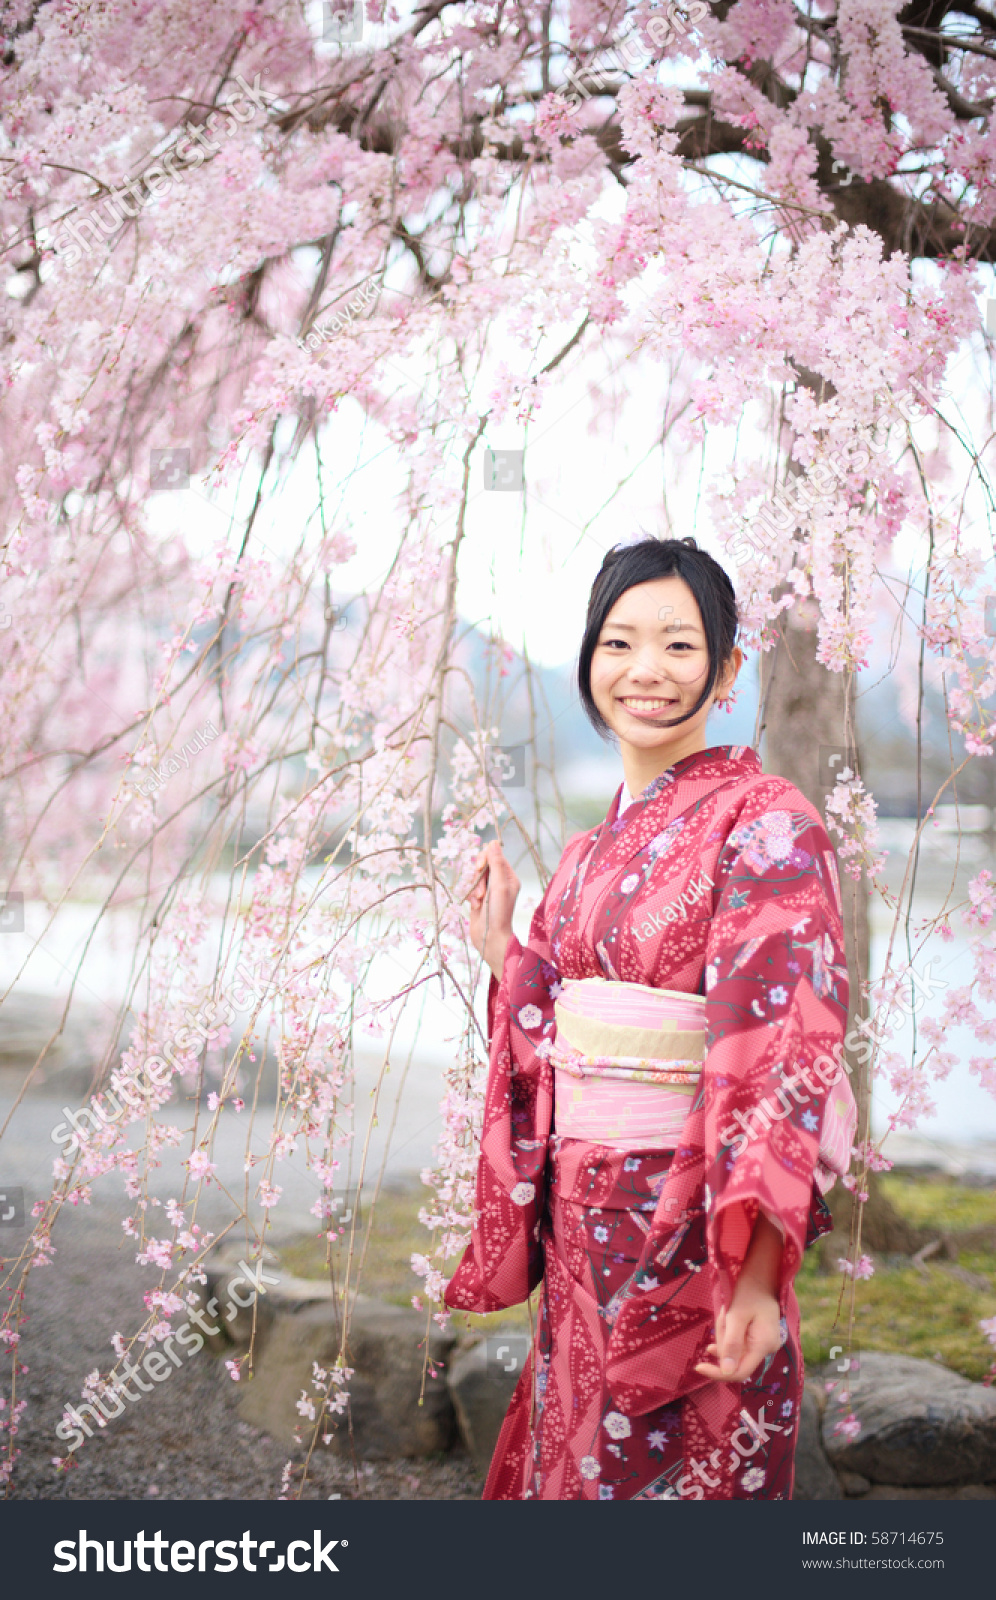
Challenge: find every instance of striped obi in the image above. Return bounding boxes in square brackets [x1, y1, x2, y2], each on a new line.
[551, 977, 855, 1189]
[552, 979, 703, 1153]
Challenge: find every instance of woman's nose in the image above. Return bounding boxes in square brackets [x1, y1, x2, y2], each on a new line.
[626, 646, 670, 680]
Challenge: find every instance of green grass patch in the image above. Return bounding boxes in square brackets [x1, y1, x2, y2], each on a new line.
[278, 1188, 429, 1307]
[275, 1175, 996, 1378]
[879, 1173, 996, 1231]
[276, 1186, 534, 1337]
[797, 1249, 996, 1382]
[799, 1173, 996, 1381]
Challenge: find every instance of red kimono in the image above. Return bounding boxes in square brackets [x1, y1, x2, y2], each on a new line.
[445, 746, 849, 1500]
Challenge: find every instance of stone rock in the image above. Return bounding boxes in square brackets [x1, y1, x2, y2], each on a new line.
[839, 1470, 872, 1497]
[792, 1384, 843, 1500]
[187, 1244, 284, 1354]
[236, 1296, 456, 1457]
[446, 1338, 520, 1475]
[822, 1353, 996, 1486]
[861, 1483, 996, 1500]
[0, 989, 106, 1093]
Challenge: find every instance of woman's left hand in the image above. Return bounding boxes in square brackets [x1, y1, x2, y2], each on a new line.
[693, 1276, 783, 1384]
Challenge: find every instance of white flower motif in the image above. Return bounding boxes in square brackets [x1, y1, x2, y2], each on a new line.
[801, 1109, 819, 1131]
[648, 1429, 667, 1450]
[620, 874, 640, 894]
[623, 1156, 641, 1172]
[509, 1181, 535, 1207]
[579, 1455, 601, 1480]
[593, 1225, 609, 1243]
[648, 822, 682, 858]
[770, 985, 788, 1006]
[518, 1004, 542, 1030]
[603, 1411, 632, 1440]
[705, 963, 718, 991]
[598, 1484, 615, 1499]
[741, 1465, 766, 1493]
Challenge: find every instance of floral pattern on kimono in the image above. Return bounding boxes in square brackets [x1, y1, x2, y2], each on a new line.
[444, 746, 849, 1500]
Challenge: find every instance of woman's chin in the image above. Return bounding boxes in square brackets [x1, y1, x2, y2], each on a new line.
[614, 718, 683, 745]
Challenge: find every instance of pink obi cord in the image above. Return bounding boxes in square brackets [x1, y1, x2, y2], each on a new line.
[550, 977, 856, 1188]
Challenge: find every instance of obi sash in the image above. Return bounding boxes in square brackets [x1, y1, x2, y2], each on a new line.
[551, 977, 855, 1189]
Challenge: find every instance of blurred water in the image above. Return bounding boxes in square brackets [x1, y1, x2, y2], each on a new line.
[868, 911, 996, 1142]
[2, 859, 995, 1174]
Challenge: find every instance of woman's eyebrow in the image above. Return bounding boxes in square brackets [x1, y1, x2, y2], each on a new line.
[601, 619, 701, 633]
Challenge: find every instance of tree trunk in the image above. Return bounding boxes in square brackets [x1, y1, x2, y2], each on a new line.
[759, 604, 869, 1113]
[759, 606, 906, 1254]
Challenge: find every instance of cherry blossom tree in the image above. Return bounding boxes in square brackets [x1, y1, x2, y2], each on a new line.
[2, 0, 996, 1490]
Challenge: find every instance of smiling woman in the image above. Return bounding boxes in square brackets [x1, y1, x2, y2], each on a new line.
[582, 542, 743, 789]
[449, 537, 857, 1501]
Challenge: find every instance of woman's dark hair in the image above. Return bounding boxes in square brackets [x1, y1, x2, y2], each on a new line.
[577, 536, 739, 738]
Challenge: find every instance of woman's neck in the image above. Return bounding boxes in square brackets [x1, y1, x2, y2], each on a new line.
[621, 731, 708, 795]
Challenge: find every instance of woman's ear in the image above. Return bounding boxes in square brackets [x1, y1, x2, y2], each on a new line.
[716, 646, 744, 702]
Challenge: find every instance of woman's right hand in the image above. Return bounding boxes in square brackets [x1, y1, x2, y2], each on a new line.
[467, 839, 520, 981]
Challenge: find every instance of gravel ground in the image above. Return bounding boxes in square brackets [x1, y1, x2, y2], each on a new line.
[4, 1201, 483, 1502]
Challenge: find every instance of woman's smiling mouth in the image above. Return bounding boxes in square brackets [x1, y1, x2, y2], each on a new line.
[617, 696, 679, 716]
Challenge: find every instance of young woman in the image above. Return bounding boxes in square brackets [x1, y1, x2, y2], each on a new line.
[445, 536, 855, 1501]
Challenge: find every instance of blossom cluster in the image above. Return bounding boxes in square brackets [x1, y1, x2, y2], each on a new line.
[2, 0, 996, 1494]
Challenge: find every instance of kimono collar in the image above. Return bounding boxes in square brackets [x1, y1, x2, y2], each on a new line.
[607, 745, 761, 831]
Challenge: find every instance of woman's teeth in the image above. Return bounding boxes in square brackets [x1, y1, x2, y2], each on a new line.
[620, 698, 677, 711]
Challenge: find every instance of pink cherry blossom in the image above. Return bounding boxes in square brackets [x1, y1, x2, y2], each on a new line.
[0, 0, 993, 1498]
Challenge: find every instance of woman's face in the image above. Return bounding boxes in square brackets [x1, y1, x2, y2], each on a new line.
[589, 575, 741, 767]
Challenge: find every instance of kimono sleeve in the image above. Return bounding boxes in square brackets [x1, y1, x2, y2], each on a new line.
[702, 794, 850, 1314]
[443, 891, 560, 1314]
